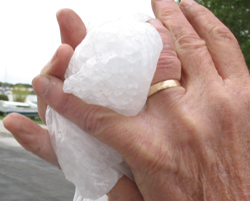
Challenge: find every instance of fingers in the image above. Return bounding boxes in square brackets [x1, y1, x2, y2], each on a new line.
[41, 44, 74, 80]
[107, 176, 144, 201]
[42, 8, 87, 79]
[37, 44, 74, 123]
[146, 19, 184, 112]
[56, 9, 87, 49]
[1, 9, 83, 170]
[38, 8, 87, 122]
[152, 0, 219, 85]
[32, 74, 131, 153]
[33, 73, 150, 167]
[148, 19, 181, 85]
[45, 8, 87, 78]
[179, 0, 249, 80]
[3, 113, 60, 168]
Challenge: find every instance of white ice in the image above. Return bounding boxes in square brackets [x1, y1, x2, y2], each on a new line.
[46, 13, 163, 200]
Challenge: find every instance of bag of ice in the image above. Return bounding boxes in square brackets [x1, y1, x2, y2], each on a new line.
[46, 13, 163, 201]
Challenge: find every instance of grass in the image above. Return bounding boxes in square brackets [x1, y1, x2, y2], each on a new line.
[32, 118, 44, 125]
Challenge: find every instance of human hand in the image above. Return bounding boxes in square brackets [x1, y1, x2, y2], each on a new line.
[3, 8, 143, 200]
[3, 8, 86, 168]
[5, 0, 250, 200]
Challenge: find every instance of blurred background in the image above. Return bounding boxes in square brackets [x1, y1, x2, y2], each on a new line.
[181, 0, 250, 68]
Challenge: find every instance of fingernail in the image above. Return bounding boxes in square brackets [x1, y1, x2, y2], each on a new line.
[33, 75, 50, 95]
[148, 19, 163, 25]
[180, 0, 198, 7]
[40, 50, 58, 74]
[50, 49, 58, 63]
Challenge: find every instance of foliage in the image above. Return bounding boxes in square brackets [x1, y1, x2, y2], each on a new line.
[0, 94, 9, 101]
[0, 82, 13, 88]
[14, 83, 32, 88]
[12, 85, 30, 102]
[0, 114, 5, 120]
[0, 114, 43, 124]
[0, 82, 32, 88]
[176, 0, 250, 68]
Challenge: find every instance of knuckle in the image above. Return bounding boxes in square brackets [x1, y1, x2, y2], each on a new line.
[199, 85, 239, 136]
[79, 106, 117, 140]
[130, 134, 178, 174]
[80, 106, 105, 134]
[173, 107, 207, 145]
[50, 91, 105, 135]
[209, 86, 235, 109]
[180, 112, 201, 138]
[175, 30, 206, 51]
[210, 25, 238, 44]
[187, 3, 211, 23]
[153, 56, 181, 84]
[211, 90, 238, 120]
[157, 55, 181, 69]
[158, 3, 179, 21]
[54, 94, 71, 114]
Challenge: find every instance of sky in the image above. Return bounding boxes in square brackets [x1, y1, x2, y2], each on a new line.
[0, 0, 154, 84]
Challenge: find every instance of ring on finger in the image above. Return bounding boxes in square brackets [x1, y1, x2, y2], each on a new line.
[148, 79, 181, 98]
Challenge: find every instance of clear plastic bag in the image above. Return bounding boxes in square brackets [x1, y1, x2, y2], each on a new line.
[46, 13, 163, 200]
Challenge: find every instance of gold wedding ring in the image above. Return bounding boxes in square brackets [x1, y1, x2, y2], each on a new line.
[148, 79, 181, 97]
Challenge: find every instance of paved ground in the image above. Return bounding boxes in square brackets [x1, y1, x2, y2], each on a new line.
[0, 120, 75, 201]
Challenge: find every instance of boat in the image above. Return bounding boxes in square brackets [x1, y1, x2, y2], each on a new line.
[0, 100, 39, 119]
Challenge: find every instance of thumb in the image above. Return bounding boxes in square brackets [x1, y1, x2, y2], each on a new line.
[32, 74, 130, 152]
[35, 44, 74, 123]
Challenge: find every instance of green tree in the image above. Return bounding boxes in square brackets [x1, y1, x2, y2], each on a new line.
[12, 85, 30, 102]
[176, 0, 250, 68]
[15, 83, 32, 88]
[0, 82, 13, 88]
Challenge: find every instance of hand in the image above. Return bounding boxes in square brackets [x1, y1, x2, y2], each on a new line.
[5, 0, 250, 200]
[3, 8, 143, 200]
[3, 8, 86, 168]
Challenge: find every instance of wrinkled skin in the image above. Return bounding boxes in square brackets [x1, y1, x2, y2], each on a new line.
[4, 0, 250, 200]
